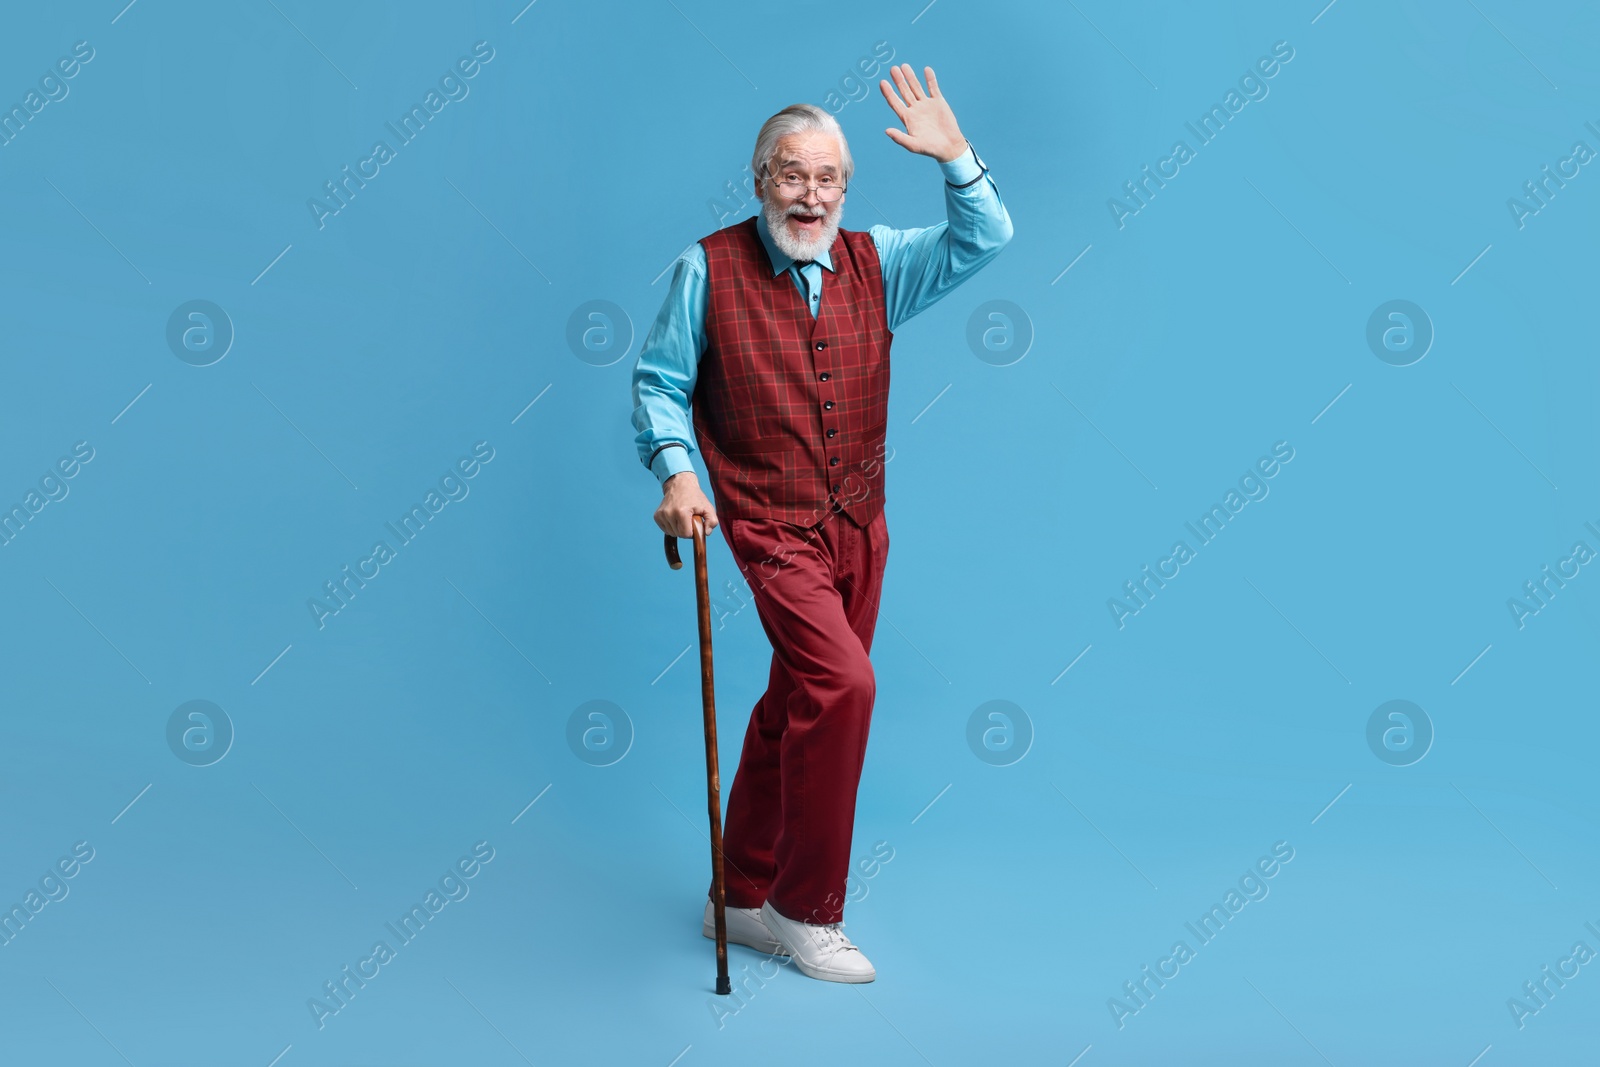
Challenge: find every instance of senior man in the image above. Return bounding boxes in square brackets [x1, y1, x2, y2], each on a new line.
[630, 64, 1012, 983]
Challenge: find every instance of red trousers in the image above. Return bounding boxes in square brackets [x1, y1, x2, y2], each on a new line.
[708, 505, 889, 926]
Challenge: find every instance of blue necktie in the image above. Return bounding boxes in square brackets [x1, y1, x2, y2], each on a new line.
[792, 261, 818, 313]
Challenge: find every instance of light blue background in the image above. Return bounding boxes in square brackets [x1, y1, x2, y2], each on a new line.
[1, 1, 1596, 1064]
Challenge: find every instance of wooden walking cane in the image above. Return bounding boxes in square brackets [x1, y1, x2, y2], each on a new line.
[663, 513, 732, 996]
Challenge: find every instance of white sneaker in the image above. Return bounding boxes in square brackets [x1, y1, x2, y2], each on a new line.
[759, 900, 876, 983]
[703, 899, 788, 955]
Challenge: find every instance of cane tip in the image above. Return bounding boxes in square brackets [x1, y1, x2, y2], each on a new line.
[716, 975, 732, 995]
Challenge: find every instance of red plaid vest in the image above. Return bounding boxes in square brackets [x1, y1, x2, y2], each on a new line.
[692, 215, 892, 527]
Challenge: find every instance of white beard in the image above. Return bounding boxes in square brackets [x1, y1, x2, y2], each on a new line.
[764, 195, 843, 262]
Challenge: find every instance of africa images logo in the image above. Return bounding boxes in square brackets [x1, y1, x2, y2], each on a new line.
[1107, 441, 1295, 628]
[307, 441, 495, 629]
[307, 841, 495, 1029]
[307, 41, 495, 230]
[1107, 40, 1296, 229]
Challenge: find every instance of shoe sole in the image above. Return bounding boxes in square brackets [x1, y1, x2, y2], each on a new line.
[785, 955, 876, 983]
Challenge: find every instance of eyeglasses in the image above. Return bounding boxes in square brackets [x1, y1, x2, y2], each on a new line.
[765, 165, 847, 202]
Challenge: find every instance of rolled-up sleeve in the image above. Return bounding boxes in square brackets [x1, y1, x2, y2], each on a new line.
[870, 142, 1014, 332]
[630, 247, 709, 488]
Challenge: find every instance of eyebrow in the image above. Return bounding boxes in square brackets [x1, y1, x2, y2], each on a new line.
[773, 161, 840, 175]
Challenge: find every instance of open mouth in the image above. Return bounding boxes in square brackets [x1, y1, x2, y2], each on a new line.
[789, 212, 823, 230]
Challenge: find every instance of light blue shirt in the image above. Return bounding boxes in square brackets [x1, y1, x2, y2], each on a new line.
[630, 141, 1013, 487]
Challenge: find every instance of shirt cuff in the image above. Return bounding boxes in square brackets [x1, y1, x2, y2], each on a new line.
[940, 142, 983, 187]
[651, 443, 695, 486]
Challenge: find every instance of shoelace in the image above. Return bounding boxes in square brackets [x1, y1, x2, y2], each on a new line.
[811, 922, 857, 955]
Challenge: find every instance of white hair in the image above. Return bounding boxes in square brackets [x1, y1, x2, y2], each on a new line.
[751, 103, 854, 190]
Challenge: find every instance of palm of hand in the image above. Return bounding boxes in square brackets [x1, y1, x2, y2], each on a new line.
[879, 63, 966, 164]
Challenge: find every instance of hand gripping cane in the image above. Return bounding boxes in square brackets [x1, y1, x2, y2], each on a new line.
[663, 513, 733, 996]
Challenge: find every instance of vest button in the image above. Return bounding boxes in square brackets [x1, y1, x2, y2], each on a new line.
[832, 483, 841, 493]
[829, 457, 840, 466]
[815, 341, 827, 351]
[823, 401, 834, 410]
[826, 428, 836, 438]
[818, 372, 830, 381]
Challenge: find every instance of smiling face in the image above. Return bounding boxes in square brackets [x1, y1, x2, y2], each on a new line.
[758, 130, 846, 261]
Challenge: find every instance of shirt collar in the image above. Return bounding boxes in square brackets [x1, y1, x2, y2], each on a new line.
[755, 209, 835, 276]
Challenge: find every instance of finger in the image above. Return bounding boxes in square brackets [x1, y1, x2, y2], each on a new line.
[878, 77, 907, 119]
[899, 63, 924, 102]
[884, 128, 912, 149]
[925, 66, 940, 98]
[890, 64, 915, 105]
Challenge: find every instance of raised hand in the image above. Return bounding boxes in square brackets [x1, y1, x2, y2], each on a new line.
[879, 64, 967, 164]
